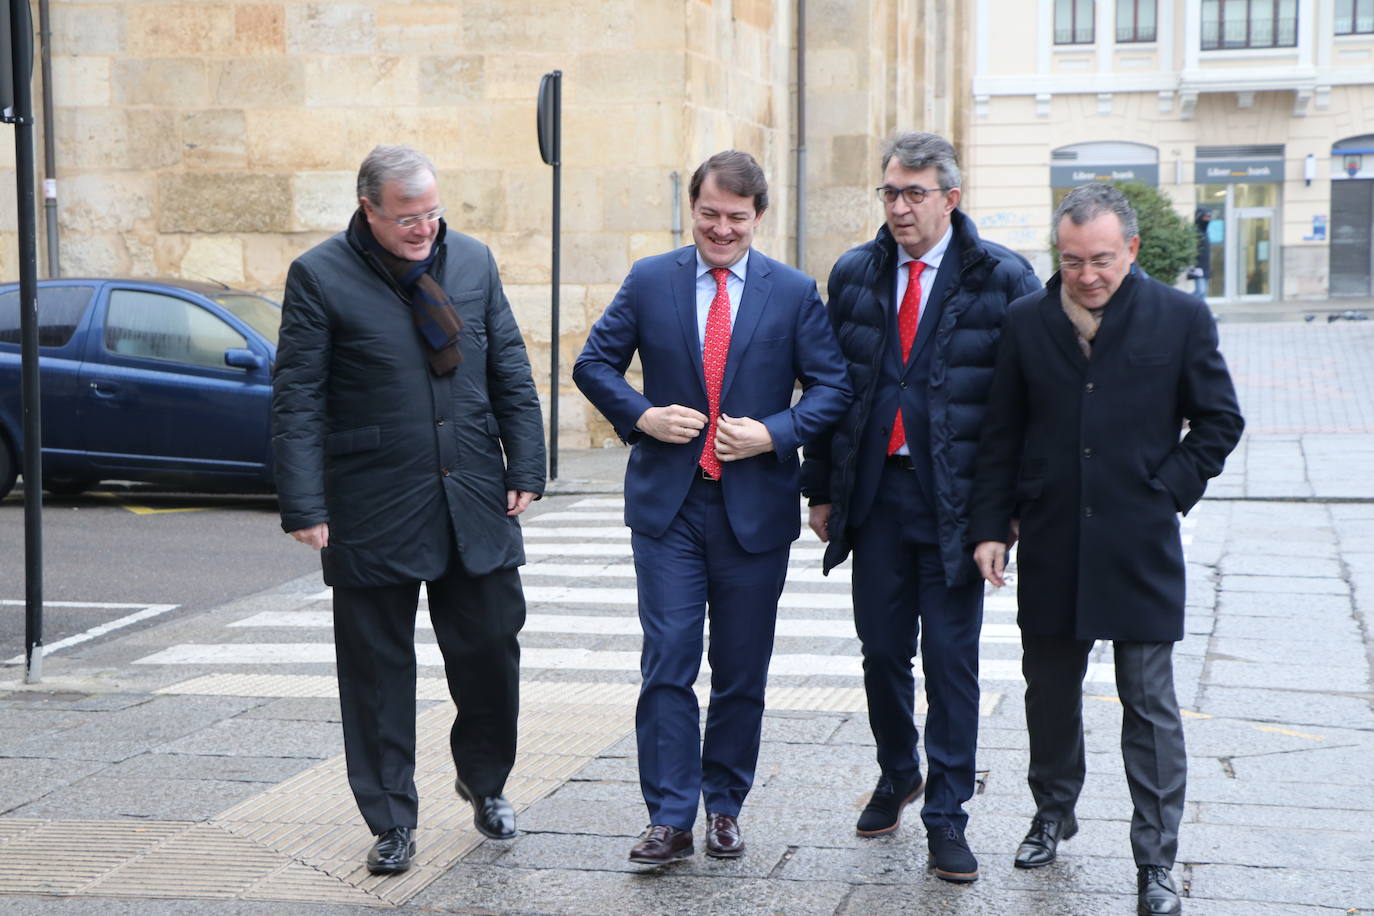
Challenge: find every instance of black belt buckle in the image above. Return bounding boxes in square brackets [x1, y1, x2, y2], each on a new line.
[886, 454, 915, 471]
[699, 467, 720, 482]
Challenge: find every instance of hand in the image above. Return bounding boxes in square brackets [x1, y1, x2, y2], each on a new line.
[507, 490, 536, 517]
[808, 504, 832, 543]
[290, 522, 329, 550]
[637, 404, 707, 443]
[1008, 518, 1020, 551]
[715, 414, 774, 461]
[973, 540, 1007, 588]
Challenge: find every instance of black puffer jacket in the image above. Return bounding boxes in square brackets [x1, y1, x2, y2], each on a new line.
[801, 210, 1040, 585]
[273, 222, 545, 587]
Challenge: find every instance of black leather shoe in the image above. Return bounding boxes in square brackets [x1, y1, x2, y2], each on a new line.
[1138, 865, 1182, 915]
[455, 776, 517, 840]
[855, 771, 926, 836]
[704, 812, 745, 858]
[927, 825, 979, 883]
[628, 824, 694, 865]
[1014, 814, 1078, 868]
[365, 826, 415, 874]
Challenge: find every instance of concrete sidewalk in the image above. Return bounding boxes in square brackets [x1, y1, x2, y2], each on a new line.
[1, 320, 1372, 914]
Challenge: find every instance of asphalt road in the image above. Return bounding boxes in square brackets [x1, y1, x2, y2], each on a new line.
[0, 486, 319, 664]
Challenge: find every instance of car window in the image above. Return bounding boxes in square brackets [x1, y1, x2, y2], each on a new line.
[0, 285, 95, 347]
[104, 289, 248, 370]
[213, 293, 281, 345]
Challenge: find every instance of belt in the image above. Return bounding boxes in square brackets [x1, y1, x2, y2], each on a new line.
[698, 467, 721, 482]
[885, 453, 915, 471]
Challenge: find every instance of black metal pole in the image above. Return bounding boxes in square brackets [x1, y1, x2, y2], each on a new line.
[8, 0, 44, 681]
[795, 0, 806, 271]
[548, 70, 561, 481]
[37, 0, 56, 277]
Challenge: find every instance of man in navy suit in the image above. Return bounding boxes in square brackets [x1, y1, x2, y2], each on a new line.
[574, 150, 851, 866]
[801, 132, 1039, 882]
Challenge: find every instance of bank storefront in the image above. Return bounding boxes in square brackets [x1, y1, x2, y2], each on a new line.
[1196, 145, 1284, 303]
[1331, 134, 1374, 298]
[1050, 141, 1160, 210]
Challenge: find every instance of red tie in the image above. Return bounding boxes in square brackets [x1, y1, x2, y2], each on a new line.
[699, 267, 732, 479]
[887, 260, 927, 456]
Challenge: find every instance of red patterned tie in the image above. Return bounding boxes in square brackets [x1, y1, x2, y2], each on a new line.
[699, 267, 732, 479]
[887, 260, 927, 456]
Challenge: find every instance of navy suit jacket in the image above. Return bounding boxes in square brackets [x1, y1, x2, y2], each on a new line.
[574, 246, 852, 554]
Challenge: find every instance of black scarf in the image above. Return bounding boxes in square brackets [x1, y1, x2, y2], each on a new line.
[349, 208, 463, 376]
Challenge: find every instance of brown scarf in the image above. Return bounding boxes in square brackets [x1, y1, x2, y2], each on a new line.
[349, 209, 463, 376]
[1059, 284, 1104, 358]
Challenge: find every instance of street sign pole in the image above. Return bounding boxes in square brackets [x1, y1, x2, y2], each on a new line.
[537, 70, 561, 480]
[4, 0, 44, 682]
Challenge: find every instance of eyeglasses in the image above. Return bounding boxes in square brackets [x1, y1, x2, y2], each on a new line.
[1059, 254, 1118, 272]
[875, 184, 951, 206]
[386, 206, 447, 229]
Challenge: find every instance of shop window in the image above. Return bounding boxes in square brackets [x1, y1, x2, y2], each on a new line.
[1117, 0, 1157, 42]
[1055, 0, 1095, 44]
[1201, 0, 1298, 49]
[1336, 0, 1374, 34]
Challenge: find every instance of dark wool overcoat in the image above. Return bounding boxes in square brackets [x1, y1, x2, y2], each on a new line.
[967, 270, 1244, 641]
[272, 224, 546, 587]
[800, 211, 1041, 585]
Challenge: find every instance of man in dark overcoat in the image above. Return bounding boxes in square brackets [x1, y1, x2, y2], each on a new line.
[800, 131, 1039, 883]
[273, 145, 545, 874]
[969, 183, 1243, 916]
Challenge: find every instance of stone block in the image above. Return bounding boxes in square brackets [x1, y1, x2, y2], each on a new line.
[50, 4, 126, 55]
[232, 3, 286, 54]
[125, 233, 158, 276]
[240, 231, 328, 292]
[159, 172, 291, 233]
[503, 167, 600, 235]
[735, 0, 776, 31]
[686, 50, 726, 110]
[507, 283, 588, 345]
[632, 1, 685, 49]
[51, 55, 111, 109]
[562, 233, 630, 285]
[488, 230, 550, 284]
[377, 3, 464, 53]
[601, 167, 675, 233]
[114, 57, 210, 107]
[290, 170, 356, 232]
[211, 58, 306, 108]
[246, 108, 400, 170]
[127, 4, 237, 56]
[303, 55, 420, 108]
[181, 109, 248, 169]
[578, 50, 685, 104]
[436, 168, 504, 233]
[180, 236, 246, 285]
[59, 234, 125, 277]
[418, 55, 485, 106]
[57, 172, 156, 235]
[480, 51, 564, 101]
[286, 2, 376, 53]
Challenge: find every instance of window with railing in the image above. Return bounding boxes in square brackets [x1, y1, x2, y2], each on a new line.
[1056, 0, 1095, 44]
[1117, 0, 1157, 42]
[1336, 0, 1374, 34]
[1201, 0, 1298, 49]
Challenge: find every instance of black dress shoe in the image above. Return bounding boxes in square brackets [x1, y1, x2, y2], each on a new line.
[365, 826, 415, 874]
[704, 812, 745, 858]
[855, 771, 926, 836]
[628, 824, 694, 865]
[455, 776, 517, 840]
[1014, 813, 1078, 868]
[927, 825, 980, 883]
[1138, 865, 1182, 915]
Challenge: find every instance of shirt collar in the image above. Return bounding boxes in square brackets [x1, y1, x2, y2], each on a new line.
[895, 224, 953, 272]
[696, 249, 750, 284]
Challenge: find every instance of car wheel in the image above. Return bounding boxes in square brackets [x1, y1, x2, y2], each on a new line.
[0, 435, 15, 500]
[45, 477, 94, 497]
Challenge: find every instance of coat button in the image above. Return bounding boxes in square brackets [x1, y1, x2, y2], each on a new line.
[1084, 506, 1094, 518]
[899, 381, 908, 389]
[1082, 447, 1093, 458]
[436, 417, 445, 426]
[1085, 381, 1095, 393]
[441, 467, 450, 477]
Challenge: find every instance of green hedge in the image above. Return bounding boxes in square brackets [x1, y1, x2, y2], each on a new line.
[1051, 182, 1196, 284]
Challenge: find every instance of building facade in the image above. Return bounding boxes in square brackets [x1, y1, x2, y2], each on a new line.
[966, 0, 1374, 305]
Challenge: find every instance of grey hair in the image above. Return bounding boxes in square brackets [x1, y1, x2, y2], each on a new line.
[880, 132, 961, 190]
[1051, 182, 1139, 246]
[356, 145, 437, 206]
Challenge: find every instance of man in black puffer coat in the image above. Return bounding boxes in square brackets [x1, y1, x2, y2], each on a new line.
[801, 131, 1039, 882]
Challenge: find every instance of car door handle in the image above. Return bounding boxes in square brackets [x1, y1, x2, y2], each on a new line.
[89, 379, 121, 397]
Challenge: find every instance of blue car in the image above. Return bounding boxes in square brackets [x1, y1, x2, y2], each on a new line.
[0, 278, 280, 498]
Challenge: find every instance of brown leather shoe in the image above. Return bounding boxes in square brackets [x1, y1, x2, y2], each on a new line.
[704, 812, 745, 858]
[628, 824, 693, 865]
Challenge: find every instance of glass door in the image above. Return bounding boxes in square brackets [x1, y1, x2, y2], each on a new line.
[1197, 183, 1277, 301]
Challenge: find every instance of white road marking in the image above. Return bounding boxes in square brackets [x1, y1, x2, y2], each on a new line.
[2, 602, 180, 665]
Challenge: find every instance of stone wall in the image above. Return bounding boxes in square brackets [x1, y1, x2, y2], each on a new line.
[1, 0, 962, 447]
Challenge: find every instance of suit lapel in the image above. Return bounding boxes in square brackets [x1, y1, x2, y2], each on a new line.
[672, 248, 707, 400]
[1038, 280, 1090, 370]
[720, 252, 772, 403]
[1087, 271, 1139, 362]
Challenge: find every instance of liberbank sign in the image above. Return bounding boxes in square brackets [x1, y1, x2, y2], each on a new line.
[1050, 164, 1160, 187]
[1195, 158, 1285, 184]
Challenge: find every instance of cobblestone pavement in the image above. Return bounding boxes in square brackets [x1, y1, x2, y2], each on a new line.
[0, 321, 1370, 914]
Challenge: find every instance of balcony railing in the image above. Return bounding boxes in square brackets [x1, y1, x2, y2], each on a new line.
[1201, 16, 1298, 49]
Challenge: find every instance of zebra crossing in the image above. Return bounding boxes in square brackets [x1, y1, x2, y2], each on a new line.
[124, 494, 1185, 690]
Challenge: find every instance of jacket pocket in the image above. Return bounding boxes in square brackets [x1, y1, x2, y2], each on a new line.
[325, 425, 381, 456]
[1128, 351, 1171, 367]
[751, 336, 789, 350]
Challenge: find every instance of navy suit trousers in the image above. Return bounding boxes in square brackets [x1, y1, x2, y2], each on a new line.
[630, 474, 790, 829]
[850, 461, 983, 830]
